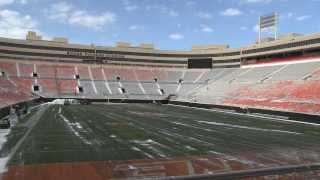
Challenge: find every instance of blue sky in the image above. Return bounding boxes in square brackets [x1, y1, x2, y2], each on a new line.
[0, 0, 319, 50]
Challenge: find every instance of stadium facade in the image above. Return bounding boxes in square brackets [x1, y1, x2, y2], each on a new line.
[1, 31, 320, 179]
[1, 31, 320, 114]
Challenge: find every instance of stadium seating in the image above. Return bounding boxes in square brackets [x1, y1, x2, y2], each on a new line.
[94, 81, 111, 96]
[19, 63, 33, 78]
[103, 66, 119, 81]
[57, 66, 75, 79]
[0, 61, 17, 77]
[190, 60, 320, 115]
[38, 79, 58, 96]
[37, 64, 56, 78]
[116, 67, 137, 81]
[90, 67, 104, 80]
[78, 66, 91, 80]
[2, 57, 320, 115]
[136, 68, 154, 81]
[0, 76, 32, 108]
[266, 62, 320, 81]
[56, 80, 77, 95]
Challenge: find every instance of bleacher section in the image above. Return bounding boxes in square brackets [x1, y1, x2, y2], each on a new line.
[267, 62, 320, 81]
[2, 58, 320, 115]
[189, 60, 320, 115]
[0, 76, 33, 108]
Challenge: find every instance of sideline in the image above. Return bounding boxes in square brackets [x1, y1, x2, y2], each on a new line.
[168, 104, 320, 126]
[3, 104, 50, 169]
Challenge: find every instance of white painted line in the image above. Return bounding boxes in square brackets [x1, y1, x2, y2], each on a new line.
[168, 103, 320, 126]
[101, 68, 112, 94]
[193, 70, 207, 83]
[15, 62, 20, 77]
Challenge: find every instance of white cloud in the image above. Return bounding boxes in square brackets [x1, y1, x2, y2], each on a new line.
[200, 24, 213, 33]
[287, 12, 293, 18]
[280, 12, 293, 20]
[186, 1, 196, 6]
[47, 2, 73, 22]
[128, 25, 144, 31]
[243, 0, 272, 3]
[0, 0, 28, 6]
[169, 33, 184, 40]
[201, 27, 213, 32]
[124, 5, 138, 11]
[0, 0, 14, 6]
[146, 4, 179, 17]
[18, 0, 27, 4]
[253, 24, 259, 32]
[240, 26, 248, 31]
[296, 15, 312, 21]
[168, 10, 179, 17]
[0, 9, 40, 39]
[221, 8, 243, 16]
[47, 1, 116, 30]
[196, 12, 212, 19]
[69, 11, 115, 29]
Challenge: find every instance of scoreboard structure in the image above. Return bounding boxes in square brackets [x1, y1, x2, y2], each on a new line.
[259, 12, 278, 44]
[188, 58, 213, 69]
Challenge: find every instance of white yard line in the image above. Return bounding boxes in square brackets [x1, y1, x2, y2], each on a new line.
[1, 104, 49, 173]
[197, 121, 301, 135]
[168, 104, 320, 126]
[58, 107, 91, 145]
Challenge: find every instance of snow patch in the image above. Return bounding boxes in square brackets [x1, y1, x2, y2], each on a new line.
[131, 139, 167, 158]
[0, 129, 11, 173]
[110, 134, 117, 138]
[197, 121, 301, 135]
[48, 99, 66, 105]
[131, 146, 154, 158]
[185, 145, 197, 151]
[131, 146, 142, 152]
[0, 157, 9, 173]
[59, 110, 91, 145]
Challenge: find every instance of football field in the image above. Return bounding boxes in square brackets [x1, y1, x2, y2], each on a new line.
[3, 103, 320, 167]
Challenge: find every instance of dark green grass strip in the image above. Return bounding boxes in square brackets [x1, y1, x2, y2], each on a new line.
[6, 103, 320, 166]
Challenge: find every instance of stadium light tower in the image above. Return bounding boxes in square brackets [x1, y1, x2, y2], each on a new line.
[258, 12, 278, 44]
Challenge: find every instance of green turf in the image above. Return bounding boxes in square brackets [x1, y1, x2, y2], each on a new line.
[5, 103, 320, 165]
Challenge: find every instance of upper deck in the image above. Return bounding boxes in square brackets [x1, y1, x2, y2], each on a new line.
[0, 32, 320, 67]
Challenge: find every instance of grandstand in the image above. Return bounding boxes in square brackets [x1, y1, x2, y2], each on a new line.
[1, 31, 320, 179]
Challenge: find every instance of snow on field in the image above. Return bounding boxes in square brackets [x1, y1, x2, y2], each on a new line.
[197, 121, 301, 135]
[131, 146, 154, 158]
[48, 99, 66, 105]
[58, 107, 91, 145]
[0, 129, 10, 173]
[131, 139, 167, 158]
[109, 134, 117, 138]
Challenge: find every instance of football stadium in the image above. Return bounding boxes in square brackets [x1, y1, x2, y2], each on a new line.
[1, 1, 320, 179]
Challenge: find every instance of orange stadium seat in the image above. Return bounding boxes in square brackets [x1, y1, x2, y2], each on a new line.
[57, 80, 77, 94]
[90, 67, 104, 80]
[19, 63, 34, 78]
[0, 61, 17, 77]
[78, 66, 91, 80]
[37, 64, 56, 78]
[57, 66, 75, 79]
[116, 67, 136, 81]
